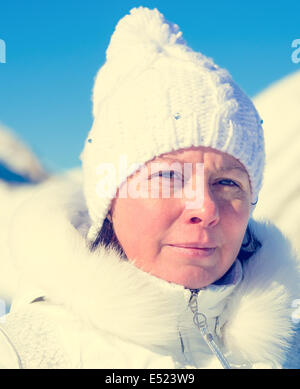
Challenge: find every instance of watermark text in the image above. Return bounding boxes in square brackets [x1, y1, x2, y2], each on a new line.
[95, 155, 205, 210]
[292, 299, 300, 324]
[291, 39, 300, 64]
[0, 39, 6, 63]
[0, 299, 6, 323]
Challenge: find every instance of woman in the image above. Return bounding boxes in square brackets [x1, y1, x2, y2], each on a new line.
[0, 7, 299, 369]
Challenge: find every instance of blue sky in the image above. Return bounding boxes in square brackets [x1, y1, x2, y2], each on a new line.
[0, 0, 299, 174]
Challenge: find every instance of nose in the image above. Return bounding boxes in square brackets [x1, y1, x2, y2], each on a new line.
[183, 181, 220, 228]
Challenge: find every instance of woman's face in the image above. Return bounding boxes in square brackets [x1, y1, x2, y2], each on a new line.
[110, 146, 252, 288]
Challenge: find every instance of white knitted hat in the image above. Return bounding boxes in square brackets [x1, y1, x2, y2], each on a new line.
[80, 7, 265, 243]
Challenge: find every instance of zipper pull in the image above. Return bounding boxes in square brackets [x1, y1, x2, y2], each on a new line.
[188, 289, 231, 369]
[188, 289, 200, 314]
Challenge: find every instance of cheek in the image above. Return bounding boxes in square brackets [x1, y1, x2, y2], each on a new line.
[112, 198, 173, 257]
[221, 202, 250, 251]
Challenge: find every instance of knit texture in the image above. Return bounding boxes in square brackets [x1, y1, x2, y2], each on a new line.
[80, 7, 265, 243]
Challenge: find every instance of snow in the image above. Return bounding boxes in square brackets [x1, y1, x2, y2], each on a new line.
[0, 123, 49, 300]
[0, 123, 85, 301]
[0, 123, 48, 183]
[252, 69, 300, 257]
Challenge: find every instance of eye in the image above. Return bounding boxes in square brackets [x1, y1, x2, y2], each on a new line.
[151, 170, 182, 180]
[216, 179, 240, 188]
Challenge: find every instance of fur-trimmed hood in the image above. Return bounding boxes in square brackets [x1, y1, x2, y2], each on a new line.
[5, 168, 300, 368]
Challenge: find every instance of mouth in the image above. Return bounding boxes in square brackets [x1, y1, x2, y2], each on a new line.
[167, 244, 216, 258]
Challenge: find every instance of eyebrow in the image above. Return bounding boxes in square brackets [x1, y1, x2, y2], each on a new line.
[156, 156, 248, 175]
[214, 166, 248, 175]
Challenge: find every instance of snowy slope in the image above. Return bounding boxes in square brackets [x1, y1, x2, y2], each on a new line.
[0, 123, 85, 301]
[0, 123, 49, 300]
[252, 70, 300, 256]
[0, 123, 48, 184]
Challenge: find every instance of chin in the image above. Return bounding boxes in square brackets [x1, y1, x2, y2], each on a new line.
[172, 270, 216, 289]
[182, 280, 212, 289]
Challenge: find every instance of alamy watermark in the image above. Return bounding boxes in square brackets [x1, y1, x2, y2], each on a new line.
[95, 154, 205, 210]
[0, 39, 6, 63]
[292, 299, 300, 324]
[0, 299, 6, 323]
[291, 39, 300, 64]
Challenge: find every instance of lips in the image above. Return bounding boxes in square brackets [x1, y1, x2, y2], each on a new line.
[168, 242, 216, 249]
[167, 243, 216, 258]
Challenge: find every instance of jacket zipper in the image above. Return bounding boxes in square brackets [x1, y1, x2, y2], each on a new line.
[188, 289, 231, 369]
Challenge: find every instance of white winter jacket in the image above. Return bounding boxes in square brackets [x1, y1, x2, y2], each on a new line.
[0, 170, 300, 369]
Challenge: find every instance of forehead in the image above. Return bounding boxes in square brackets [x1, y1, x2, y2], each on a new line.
[149, 146, 247, 173]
